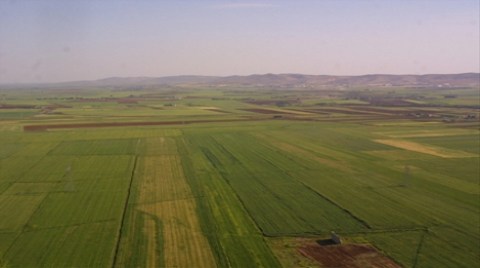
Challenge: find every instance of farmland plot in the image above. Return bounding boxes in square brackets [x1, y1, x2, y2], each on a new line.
[251, 122, 479, 266]
[3, 222, 119, 267]
[116, 150, 216, 267]
[19, 155, 134, 182]
[49, 139, 139, 155]
[138, 136, 178, 156]
[0, 156, 44, 182]
[411, 134, 480, 154]
[185, 133, 367, 235]
[0, 135, 137, 266]
[11, 142, 59, 156]
[27, 191, 127, 228]
[175, 120, 478, 267]
[179, 137, 282, 267]
[0, 143, 24, 159]
[373, 139, 477, 158]
[0, 194, 46, 231]
[0, 86, 479, 267]
[3, 182, 57, 195]
[16, 128, 181, 143]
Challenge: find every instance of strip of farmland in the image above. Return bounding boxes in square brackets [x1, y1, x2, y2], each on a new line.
[23, 118, 264, 131]
[114, 139, 216, 267]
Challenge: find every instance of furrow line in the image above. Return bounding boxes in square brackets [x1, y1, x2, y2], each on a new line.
[111, 155, 138, 268]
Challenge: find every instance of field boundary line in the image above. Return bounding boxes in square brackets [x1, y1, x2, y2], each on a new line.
[0, 191, 50, 261]
[412, 228, 428, 268]
[195, 139, 269, 236]
[18, 219, 118, 233]
[1, 155, 75, 260]
[245, 225, 437, 239]
[341, 226, 428, 235]
[111, 154, 138, 268]
[291, 175, 372, 230]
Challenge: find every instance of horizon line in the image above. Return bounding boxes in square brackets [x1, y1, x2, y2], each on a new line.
[1, 72, 479, 85]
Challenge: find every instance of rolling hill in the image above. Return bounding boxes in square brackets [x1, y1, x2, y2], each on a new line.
[1, 73, 478, 89]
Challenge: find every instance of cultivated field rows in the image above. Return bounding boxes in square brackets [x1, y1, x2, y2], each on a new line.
[0, 86, 478, 267]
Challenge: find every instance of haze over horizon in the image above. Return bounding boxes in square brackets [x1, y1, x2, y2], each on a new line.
[0, 0, 479, 84]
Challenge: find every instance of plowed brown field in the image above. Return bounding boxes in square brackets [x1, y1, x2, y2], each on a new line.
[299, 242, 400, 268]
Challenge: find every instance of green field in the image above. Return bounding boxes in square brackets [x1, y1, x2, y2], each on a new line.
[0, 85, 478, 267]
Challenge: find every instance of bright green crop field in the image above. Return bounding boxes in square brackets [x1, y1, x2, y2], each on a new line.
[0, 85, 478, 267]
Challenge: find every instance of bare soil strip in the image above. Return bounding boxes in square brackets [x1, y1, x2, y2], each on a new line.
[239, 108, 310, 115]
[240, 108, 291, 114]
[299, 242, 401, 268]
[23, 118, 262, 131]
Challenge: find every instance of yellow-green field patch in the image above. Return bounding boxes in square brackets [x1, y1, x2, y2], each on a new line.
[136, 155, 193, 203]
[392, 165, 480, 194]
[376, 128, 479, 138]
[12, 142, 59, 156]
[3, 182, 57, 195]
[3, 222, 118, 267]
[140, 137, 178, 155]
[0, 194, 45, 231]
[253, 132, 345, 170]
[364, 150, 435, 160]
[138, 199, 216, 268]
[373, 139, 477, 158]
[117, 144, 216, 267]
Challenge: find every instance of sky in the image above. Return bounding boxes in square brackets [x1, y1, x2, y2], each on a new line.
[0, 0, 479, 83]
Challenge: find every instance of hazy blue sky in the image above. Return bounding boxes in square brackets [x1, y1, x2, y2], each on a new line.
[0, 0, 479, 83]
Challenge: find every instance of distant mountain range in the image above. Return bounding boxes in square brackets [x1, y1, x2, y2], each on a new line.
[2, 73, 479, 89]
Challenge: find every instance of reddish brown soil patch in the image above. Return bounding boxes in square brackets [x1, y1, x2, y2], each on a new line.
[71, 98, 118, 103]
[243, 99, 301, 105]
[312, 108, 378, 115]
[294, 109, 330, 115]
[350, 106, 443, 116]
[347, 106, 407, 114]
[241, 108, 291, 114]
[205, 109, 231, 113]
[368, 99, 413, 106]
[71, 97, 142, 103]
[116, 98, 139, 104]
[23, 118, 263, 131]
[0, 104, 37, 109]
[299, 242, 400, 268]
[0, 103, 70, 111]
[184, 96, 208, 99]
